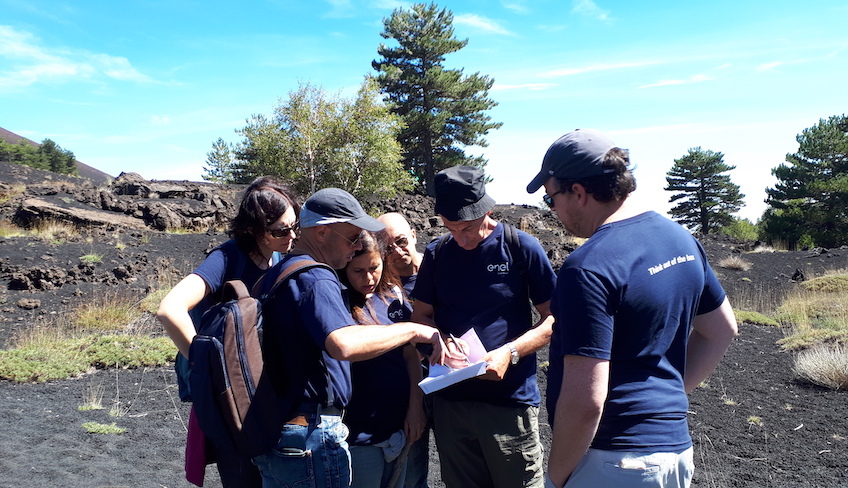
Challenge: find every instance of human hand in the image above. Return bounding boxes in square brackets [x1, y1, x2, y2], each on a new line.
[443, 335, 472, 369]
[479, 345, 511, 381]
[412, 325, 446, 365]
[404, 402, 426, 444]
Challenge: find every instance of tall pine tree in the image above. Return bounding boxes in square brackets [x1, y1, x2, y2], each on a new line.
[665, 147, 744, 234]
[762, 114, 848, 248]
[373, 2, 502, 195]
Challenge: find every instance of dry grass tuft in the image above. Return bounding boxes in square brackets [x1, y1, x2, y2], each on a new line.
[718, 256, 752, 271]
[794, 345, 848, 390]
[801, 275, 848, 294]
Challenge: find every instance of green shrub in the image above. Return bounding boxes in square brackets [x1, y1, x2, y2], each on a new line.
[82, 422, 126, 434]
[734, 310, 780, 327]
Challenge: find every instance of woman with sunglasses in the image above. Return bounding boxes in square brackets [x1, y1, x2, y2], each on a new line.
[340, 231, 426, 488]
[157, 175, 299, 488]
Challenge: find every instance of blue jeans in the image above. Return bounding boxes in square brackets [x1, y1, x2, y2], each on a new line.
[253, 413, 351, 488]
[350, 445, 407, 488]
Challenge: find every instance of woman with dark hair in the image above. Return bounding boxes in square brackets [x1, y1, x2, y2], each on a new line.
[340, 231, 426, 488]
[157, 176, 299, 487]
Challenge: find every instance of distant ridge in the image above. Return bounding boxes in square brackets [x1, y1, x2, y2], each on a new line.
[0, 127, 114, 185]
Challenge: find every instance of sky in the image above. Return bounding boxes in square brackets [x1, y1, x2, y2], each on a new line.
[2, 0, 847, 222]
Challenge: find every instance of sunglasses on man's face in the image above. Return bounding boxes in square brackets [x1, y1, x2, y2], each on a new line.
[542, 189, 566, 209]
[267, 222, 298, 239]
[385, 236, 409, 253]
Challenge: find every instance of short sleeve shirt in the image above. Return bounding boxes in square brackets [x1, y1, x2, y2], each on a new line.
[262, 253, 354, 410]
[547, 211, 726, 452]
[413, 222, 556, 406]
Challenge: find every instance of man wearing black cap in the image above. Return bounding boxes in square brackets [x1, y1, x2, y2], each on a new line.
[527, 129, 738, 488]
[411, 166, 557, 488]
[252, 188, 448, 488]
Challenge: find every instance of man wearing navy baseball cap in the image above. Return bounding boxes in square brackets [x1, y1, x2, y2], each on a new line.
[254, 187, 448, 488]
[412, 166, 557, 488]
[530, 130, 738, 488]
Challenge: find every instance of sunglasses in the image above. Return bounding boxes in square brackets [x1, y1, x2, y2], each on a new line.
[328, 226, 364, 247]
[542, 190, 566, 209]
[267, 221, 298, 239]
[385, 236, 409, 253]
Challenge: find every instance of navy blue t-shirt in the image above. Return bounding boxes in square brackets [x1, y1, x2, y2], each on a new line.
[192, 240, 265, 320]
[345, 287, 413, 445]
[547, 211, 726, 452]
[413, 223, 556, 406]
[261, 254, 353, 410]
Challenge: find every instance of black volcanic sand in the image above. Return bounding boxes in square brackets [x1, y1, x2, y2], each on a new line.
[1, 171, 847, 486]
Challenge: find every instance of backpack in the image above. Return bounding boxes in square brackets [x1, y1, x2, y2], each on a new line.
[176, 244, 280, 402]
[187, 258, 332, 458]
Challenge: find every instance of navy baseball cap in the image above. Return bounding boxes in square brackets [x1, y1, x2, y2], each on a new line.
[526, 129, 617, 193]
[300, 188, 385, 232]
[434, 166, 496, 222]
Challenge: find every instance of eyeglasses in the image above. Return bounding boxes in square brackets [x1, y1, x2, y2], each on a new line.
[328, 226, 364, 247]
[542, 190, 566, 209]
[267, 221, 298, 239]
[385, 236, 409, 253]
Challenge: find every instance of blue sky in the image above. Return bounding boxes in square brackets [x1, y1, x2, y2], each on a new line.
[3, 0, 846, 222]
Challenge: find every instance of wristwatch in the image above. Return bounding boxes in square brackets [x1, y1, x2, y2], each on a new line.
[507, 342, 519, 365]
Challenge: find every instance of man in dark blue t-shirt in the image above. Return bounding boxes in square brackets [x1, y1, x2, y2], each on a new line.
[526, 129, 739, 488]
[412, 166, 557, 488]
[377, 212, 431, 488]
[252, 188, 447, 488]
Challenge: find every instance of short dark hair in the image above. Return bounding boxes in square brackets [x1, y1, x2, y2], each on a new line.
[228, 176, 300, 255]
[555, 147, 636, 202]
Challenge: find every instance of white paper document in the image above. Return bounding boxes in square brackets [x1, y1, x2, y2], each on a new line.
[417, 327, 489, 394]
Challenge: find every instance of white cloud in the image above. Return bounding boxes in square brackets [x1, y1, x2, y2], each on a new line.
[323, 0, 355, 18]
[571, 0, 611, 22]
[150, 115, 171, 126]
[638, 74, 711, 89]
[454, 14, 514, 36]
[492, 82, 557, 91]
[0, 25, 155, 89]
[539, 61, 664, 78]
[757, 61, 785, 71]
[501, 1, 529, 14]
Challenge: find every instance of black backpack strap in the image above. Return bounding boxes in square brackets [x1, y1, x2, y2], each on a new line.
[502, 224, 526, 278]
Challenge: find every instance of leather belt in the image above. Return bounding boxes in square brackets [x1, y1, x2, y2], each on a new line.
[286, 415, 309, 426]
[285, 405, 343, 426]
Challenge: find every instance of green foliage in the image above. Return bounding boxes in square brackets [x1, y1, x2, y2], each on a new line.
[665, 147, 745, 233]
[734, 309, 780, 327]
[202, 137, 234, 183]
[82, 335, 175, 369]
[0, 344, 91, 382]
[720, 217, 760, 241]
[0, 334, 176, 382]
[79, 253, 103, 264]
[373, 2, 502, 195]
[0, 138, 79, 176]
[762, 114, 848, 248]
[81, 422, 126, 434]
[220, 78, 413, 201]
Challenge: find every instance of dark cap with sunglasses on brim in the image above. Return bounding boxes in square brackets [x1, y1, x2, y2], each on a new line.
[526, 129, 618, 193]
[434, 166, 496, 222]
[300, 188, 385, 232]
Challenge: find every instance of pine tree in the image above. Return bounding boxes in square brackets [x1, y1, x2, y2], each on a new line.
[665, 147, 744, 234]
[202, 138, 234, 184]
[762, 114, 848, 248]
[373, 2, 502, 195]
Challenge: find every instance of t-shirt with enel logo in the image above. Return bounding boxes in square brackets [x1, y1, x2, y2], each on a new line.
[413, 222, 556, 406]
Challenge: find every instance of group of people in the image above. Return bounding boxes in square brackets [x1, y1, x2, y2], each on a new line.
[158, 129, 738, 488]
